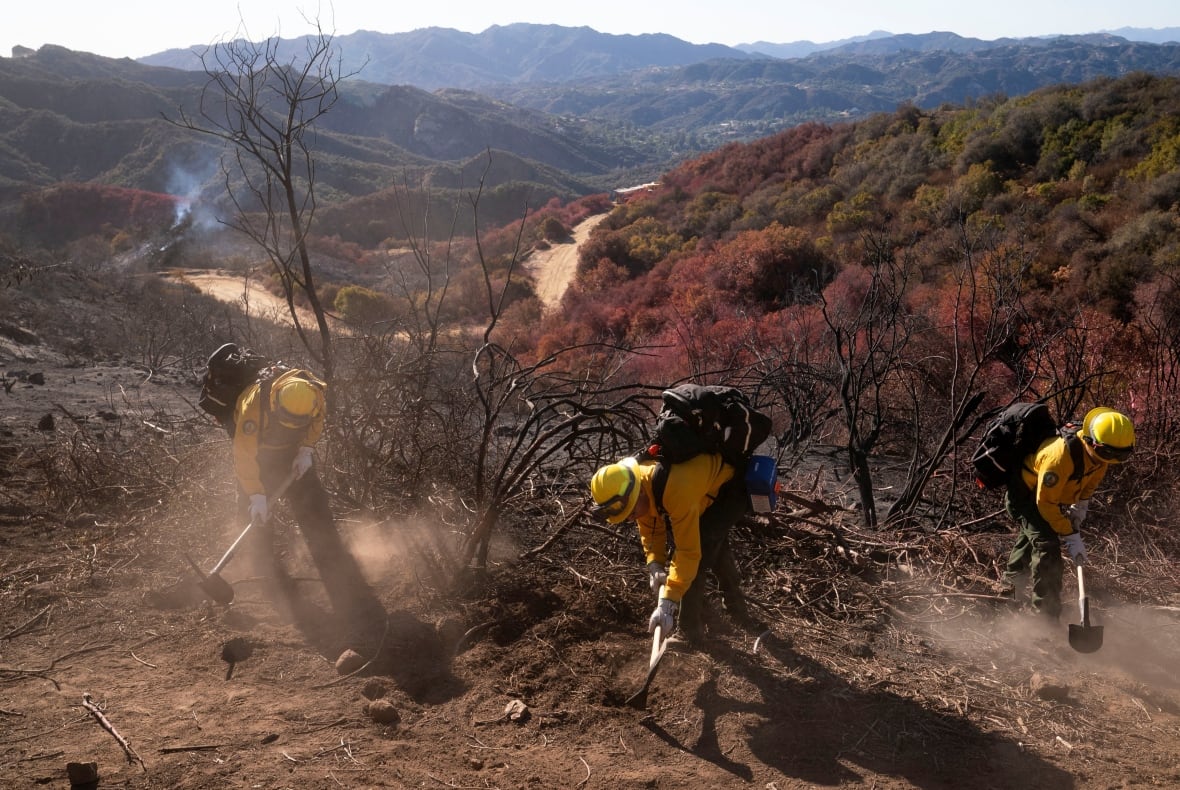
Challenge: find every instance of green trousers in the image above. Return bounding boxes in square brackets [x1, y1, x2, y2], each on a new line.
[1003, 480, 1064, 620]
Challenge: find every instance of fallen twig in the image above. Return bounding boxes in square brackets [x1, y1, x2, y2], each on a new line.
[522, 504, 590, 559]
[892, 592, 1010, 601]
[130, 652, 157, 669]
[452, 619, 498, 657]
[574, 755, 591, 788]
[306, 716, 350, 734]
[0, 643, 115, 691]
[158, 744, 222, 754]
[82, 693, 145, 771]
[1, 604, 52, 640]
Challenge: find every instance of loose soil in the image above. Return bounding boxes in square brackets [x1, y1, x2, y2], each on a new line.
[4, 225, 1180, 789]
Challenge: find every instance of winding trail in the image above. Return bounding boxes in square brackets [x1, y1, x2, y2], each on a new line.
[172, 211, 608, 321]
[527, 213, 608, 311]
[165, 270, 323, 328]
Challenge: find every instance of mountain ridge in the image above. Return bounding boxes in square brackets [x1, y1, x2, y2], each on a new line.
[6, 24, 1180, 229]
[133, 23, 1180, 88]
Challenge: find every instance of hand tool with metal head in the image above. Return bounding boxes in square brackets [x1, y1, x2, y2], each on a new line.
[1068, 561, 1104, 653]
[188, 471, 296, 605]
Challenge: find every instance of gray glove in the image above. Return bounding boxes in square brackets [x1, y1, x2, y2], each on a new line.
[248, 494, 269, 524]
[648, 598, 678, 634]
[1068, 499, 1089, 530]
[292, 446, 315, 479]
[645, 561, 668, 594]
[1062, 531, 1087, 564]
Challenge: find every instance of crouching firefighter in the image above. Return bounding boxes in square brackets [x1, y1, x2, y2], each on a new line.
[589, 453, 756, 644]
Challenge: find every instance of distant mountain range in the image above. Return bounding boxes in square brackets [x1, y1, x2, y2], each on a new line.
[138, 23, 1180, 88]
[4, 23, 1180, 222]
[134, 24, 1180, 147]
[737, 26, 1180, 59]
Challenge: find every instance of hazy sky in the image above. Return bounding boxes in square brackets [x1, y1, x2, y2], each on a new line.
[5, 0, 1180, 60]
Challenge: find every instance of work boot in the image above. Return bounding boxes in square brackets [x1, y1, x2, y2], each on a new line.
[672, 608, 706, 647]
[722, 594, 765, 633]
[666, 627, 705, 650]
[997, 572, 1027, 601]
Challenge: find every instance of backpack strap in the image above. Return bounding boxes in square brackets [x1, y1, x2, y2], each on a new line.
[1065, 429, 1086, 484]
[649, 459, 677, 555]
[257, 375, 274, 434]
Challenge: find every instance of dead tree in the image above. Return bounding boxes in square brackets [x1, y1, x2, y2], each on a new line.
[164, 20, 358, 383]
[820, 231, 915, 529]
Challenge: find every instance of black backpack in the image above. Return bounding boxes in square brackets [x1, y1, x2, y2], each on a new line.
[645, 384, 773, 468]
[971, 401, 1084, 489]
[198, 343, 281, 436]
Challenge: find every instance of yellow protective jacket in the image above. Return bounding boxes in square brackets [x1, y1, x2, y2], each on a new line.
[1019, 435, 1110, 535]
[633, 453, 735, 603]
[231, 369, 326, 496]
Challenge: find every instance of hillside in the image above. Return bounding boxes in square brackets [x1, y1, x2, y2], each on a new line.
[6, 52, 1180, 790]
[139, 24, 760, 90]
[142, 25, 1180, 149]
[0, 45, 663, 205]
[3, 241, 1180, 789]
[6, 26, 1180, 237]
[484, 35, 1180, 143]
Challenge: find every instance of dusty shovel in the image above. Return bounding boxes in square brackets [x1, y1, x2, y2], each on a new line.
[625, 622, 668, 708]
[189, 472, 296, 605]
[1068, 562, 1104, 654]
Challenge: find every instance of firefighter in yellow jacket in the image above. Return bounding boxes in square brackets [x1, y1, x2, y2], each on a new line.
[231, 369, 371, 619]
[1002, 407, 1135, 619]
[590, 453, 753, 643]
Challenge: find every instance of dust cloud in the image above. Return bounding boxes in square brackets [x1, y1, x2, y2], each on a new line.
[912, 589, 1180, 705]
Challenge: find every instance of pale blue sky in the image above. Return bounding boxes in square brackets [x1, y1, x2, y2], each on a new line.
[5, 0, 1180, 60]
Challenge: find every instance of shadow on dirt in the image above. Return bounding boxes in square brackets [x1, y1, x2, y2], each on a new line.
[274, 570, 467, 706]
[645, 632, 1076, 789]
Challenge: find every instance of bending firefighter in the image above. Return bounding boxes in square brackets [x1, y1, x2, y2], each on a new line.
[230, 367, 373, 619]
[590, 453, 755, 644]
[1003, 407, 1135, 620]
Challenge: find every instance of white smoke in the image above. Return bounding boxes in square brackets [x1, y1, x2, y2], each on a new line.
[166, 160, 220, 233]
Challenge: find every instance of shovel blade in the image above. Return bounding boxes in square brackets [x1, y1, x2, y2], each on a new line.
[626, 625, 667, 709]
[1069, 565, 1103, 653]
[1068, 623, 1103, 653]
[625, 659, 661, 708]
[199, 573, 236, 605]
[185, 552, 236, 605]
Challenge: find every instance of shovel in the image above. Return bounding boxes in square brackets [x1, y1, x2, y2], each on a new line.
[625, 621, 669, 708]
[189, 472, 296, 605]
[1068, 562, 1104, 654]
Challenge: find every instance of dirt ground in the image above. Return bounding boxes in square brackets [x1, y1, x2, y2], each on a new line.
[5, 371, 1180, 790]
[160, 270, 326, 330]
[4, 225, 1180, 789]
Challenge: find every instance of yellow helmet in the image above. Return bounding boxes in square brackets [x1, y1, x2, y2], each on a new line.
[1083, 407, 1135, 463]
[590, 457, 640, 524]
[275, 379, 319, 428]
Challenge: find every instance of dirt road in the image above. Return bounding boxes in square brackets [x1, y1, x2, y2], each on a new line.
[174, 212, 606, 320]
[527, 213, 607, 311]
[166, 270, 322, 328]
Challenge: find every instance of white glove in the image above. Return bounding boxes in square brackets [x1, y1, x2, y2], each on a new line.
[1068, 500, 1089, 530]
[248, 494, 269, 524]
[1062, 531, 1087, 564]
[645, 561, 668, 594]
[292, 446, 315, 479]
[648, 598, 678, 634]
